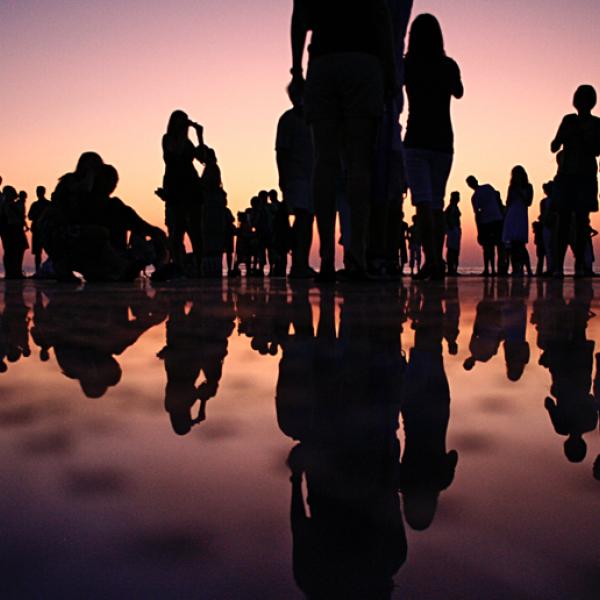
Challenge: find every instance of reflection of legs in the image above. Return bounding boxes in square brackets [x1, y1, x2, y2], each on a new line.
[312, 120, 341, 273]
[342, 117, 378, 271]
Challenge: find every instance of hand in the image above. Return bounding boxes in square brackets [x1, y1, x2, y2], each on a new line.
[288, 74, 305, 101]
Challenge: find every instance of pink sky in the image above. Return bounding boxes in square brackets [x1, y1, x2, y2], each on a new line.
[1, 0, 599, 267]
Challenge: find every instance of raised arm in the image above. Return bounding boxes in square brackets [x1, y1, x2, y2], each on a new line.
[291, 0, 309, 81]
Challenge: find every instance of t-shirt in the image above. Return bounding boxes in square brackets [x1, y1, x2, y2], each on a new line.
[276, 108, 313, 186]
[471, 184, 503, 224]
[28, 198, 51, 224]
[552, 113, 600, 176]
[404, 56, 462, 153]
[302, 0, 387, 59]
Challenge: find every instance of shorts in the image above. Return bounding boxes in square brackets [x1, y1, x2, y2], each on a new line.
[281, 179, 314, 214]
[478, 220, 503, 246]
[555, 174, 598, 213]
[305, 53, 384, 123]
[405, 149, 453, 210]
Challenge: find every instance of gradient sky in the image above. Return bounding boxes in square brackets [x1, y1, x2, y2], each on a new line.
[1, 0, 599, 266]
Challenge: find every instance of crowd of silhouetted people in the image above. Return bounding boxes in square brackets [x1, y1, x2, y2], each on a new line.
[2, 2, 599, 283]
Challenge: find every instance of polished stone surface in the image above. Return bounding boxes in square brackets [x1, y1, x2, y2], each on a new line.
[0, 278, 599, 599]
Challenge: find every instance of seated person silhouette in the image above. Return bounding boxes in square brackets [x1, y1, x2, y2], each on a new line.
[41, 153, 167, 282]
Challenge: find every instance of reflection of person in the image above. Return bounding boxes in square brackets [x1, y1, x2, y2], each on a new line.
[463, 279, 503, 371]
[159, 291, 234, 435]
[290, 0, 396, 281]
[400, 283, 458, 530]
[501, 279, 530, 381]
[404, 14, 463, 281]
[279, 288, 407, 598]
[31, 286, 166, 398]
[539, 281, 598, 462]
[1, 282, 31, 369]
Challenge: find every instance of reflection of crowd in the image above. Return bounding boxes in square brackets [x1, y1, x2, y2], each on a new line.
[3, 275, 600, 595]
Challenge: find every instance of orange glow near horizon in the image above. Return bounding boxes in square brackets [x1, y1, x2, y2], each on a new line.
[1, 0, 599, 268]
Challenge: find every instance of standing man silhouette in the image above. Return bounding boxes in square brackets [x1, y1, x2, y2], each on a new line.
[290, 0, 396, 281]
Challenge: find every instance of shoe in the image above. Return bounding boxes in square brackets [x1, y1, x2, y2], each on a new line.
[412, 264, 432, 280]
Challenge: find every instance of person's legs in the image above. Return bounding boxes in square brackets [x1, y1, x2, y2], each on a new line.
[555, 209, 572, 275]
[430, 152, 453, 276]
[167, 205, 187, 271]
[311, 119, 342, 275]
[291, 208, 314, 273]
[574, 211, 590, 275]
[341, 117, 379, 272]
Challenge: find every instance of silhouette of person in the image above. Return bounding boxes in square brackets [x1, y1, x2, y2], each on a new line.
[200, 147, 226, 277]
[159, 110, 206, 276]
[278, 287, 408, 599]
[276, 83, 315, 279]
[400, 283, 458, 530]
[466, 176, 505, 276]
[539, 281, 598, 462]
[0, 186, 29, 279]
[28, 185, 51, 272]
[404, 13, 463, 280]
[502, 166, 534, 276]
[159, 290, 235, 435]
[444, 191, 461, 276]
[407, 215, 422, 276]
[551, 85, 600, 277]
[290, 0, 396, 281]
[368, 0, 413, 278]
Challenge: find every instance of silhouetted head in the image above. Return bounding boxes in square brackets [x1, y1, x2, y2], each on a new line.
[75, 152, 104, 178]
[258, 190, 268, 205]
[463, 356, 476, 370]
[250, 196, 258, 209]
[36, 185, 46, 199]
[450, 191, 460, 204]
[466, 175, 478, 190]
[593, 455, 600, 481]
[40, 348, 50, 362]
[94, 164, 119, 197]
[166, 110, 189, 137]
[80, 357, 122, 399]
[268, 189, 279, 203]
[510, 165, 529, 188]
[0, 361, 6, 373]
[2, 186, 17, 202]
[18, 190, 27, 202]
[542, 181, 554, 196]
[564, 434, 587, 463]
[407, 14, 445, 60]
[573, 84, 597, 115]
[448, 341, 458, 355]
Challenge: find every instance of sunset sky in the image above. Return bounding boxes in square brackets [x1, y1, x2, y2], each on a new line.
[1, 0, 599, 267]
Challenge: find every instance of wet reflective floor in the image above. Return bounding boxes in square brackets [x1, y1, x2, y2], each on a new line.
[0, 277, 599, 599]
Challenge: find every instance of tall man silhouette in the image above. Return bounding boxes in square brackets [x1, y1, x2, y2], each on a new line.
[290, 0, 396, 281]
